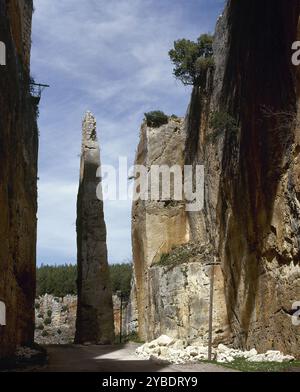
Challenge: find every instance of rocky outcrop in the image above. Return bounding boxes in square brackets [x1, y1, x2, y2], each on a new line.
[75, 112, 114, 345]
[123, 273, 139, 336]
[0, 0, 38, 359]
[35, 294, 131, 345]
[132, 117, 190, 340]
[215, 0, 300, 357]
[182, 1, 300, 356]
[147, 258, 229, 344]
[35, 295, 77, 345]
[131, 1, 300, 358]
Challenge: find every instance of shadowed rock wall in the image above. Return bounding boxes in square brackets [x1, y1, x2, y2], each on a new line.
[75, 112, 114, 345]
[0, 0, 38, 359]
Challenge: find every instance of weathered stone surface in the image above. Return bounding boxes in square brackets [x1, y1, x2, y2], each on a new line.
[147, 261, 230, 344]
[35, 295, 77, 345]
[0, 0, 38, 359]
[131, 2, 300, 359]
[132, 117, 190, 340]
[216, 2, 300, 357]
[123, 273, 139, 336]
[183, 2, 300, 357]
[131, 114, 229, 343]
[75, 112, 114, 344]
[35, 293, 132, 344]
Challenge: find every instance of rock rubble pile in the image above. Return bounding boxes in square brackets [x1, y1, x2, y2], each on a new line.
[136, 335, 295, 364]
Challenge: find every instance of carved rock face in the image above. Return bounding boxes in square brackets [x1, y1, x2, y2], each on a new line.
[130, 3, 300, 358]
[75, 112, 114, 345]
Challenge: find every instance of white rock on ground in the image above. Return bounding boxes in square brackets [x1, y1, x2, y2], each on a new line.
[136, 336, 295, 364]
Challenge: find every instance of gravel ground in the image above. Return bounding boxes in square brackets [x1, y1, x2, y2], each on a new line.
[29, 343, 237, 373]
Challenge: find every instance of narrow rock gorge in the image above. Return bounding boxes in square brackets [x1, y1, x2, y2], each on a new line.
[0, 0, 38, 359]
[131, 0, 300, 357]
[0, 0, 299, 369]
[75, 112, 114, 345]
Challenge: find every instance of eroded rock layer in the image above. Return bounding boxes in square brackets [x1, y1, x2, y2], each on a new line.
[132, 1, 300, 357]
[0, 0, 38, 359]
[216, 0, 300, 356]
[132, 117, 192, 340]
[75, 112, 114, 345]
[185, 1, 300, 356]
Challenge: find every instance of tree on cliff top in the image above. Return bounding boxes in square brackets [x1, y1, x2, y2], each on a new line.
[168, 34, 214, 86]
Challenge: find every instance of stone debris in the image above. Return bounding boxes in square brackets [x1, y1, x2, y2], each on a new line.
[136, 336, 295, 364]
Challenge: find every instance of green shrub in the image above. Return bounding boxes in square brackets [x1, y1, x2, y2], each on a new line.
[61, 305, 68, 312]
[158, 253, 170, 265]
[41, 330, 48, 337]
[169, 33, 214, 86]
[37, 313, 43, 319]
[157, 243, 211, 269]
[144, 111, 169, 128]
[208, 111, 238, 142]
[34, 302, 40, 310]
[47, 310, 52, 318]
[44, 317, 51, 325]
[57, 329, 62, 335]
[220, 358, 300, 372]
[36, 323, 44, 331]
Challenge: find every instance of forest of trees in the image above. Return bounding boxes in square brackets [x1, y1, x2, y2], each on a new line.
[36, 263, 133, 299]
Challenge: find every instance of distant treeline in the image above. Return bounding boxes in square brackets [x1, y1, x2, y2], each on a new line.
[36, 263, 133, 300]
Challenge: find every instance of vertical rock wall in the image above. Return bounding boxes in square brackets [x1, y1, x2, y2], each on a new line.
[75, 112, 114, 345]
[131, 1, 300, 357]
[216, 0, 300, 356]
[132, 118, 190, 340]
[183, 1, 300, 356]
[123, 272, 139, 336]
[0, 0, 38, 359]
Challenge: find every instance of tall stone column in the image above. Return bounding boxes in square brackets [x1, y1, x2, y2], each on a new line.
[75, 111, 114, 345]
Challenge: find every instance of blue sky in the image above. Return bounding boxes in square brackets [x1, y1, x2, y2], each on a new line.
[32, 0, 225, 266]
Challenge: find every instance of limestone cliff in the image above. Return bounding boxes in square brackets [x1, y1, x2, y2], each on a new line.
[0, 0, 38, 359]
[131, 0, 300, 357]
[123, 272, 138, 336]
[132, 117, 192, 340]
[215, 0, 300, 356]
[184, 1, 300, 356]
[35, 295, 77, 345]
[75, 112, 114, 345]
[35, 294, 130, 345]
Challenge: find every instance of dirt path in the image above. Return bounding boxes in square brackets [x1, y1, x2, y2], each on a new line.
[32, 344, 236, 372]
